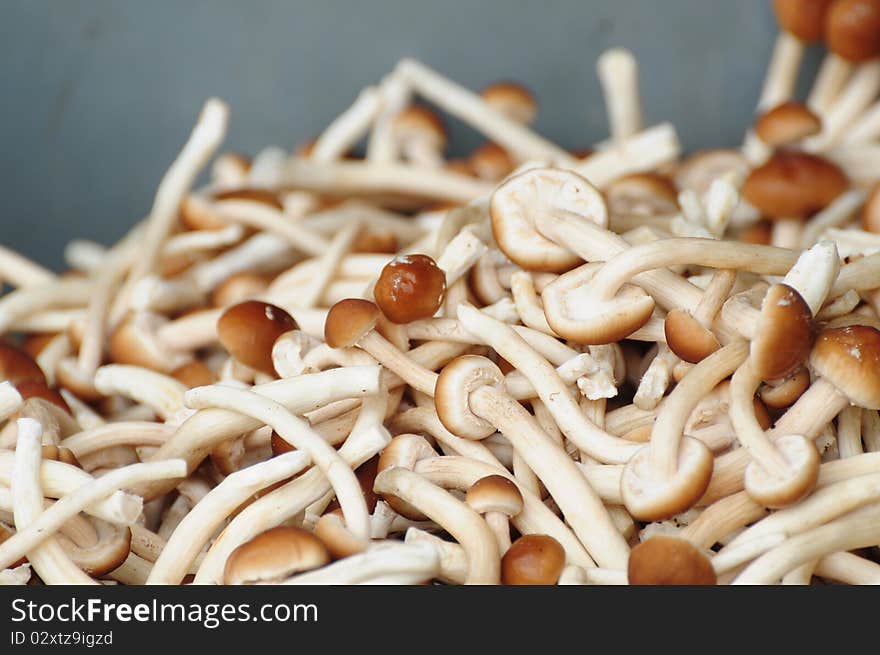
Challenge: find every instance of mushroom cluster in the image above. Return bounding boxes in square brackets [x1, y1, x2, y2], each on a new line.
[3, 2, 880, 586]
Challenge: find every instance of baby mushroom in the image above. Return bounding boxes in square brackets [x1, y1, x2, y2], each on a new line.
[216, 300, 297, 376]
[754, 101, 822, 147]
[224, 526, 330, 584]
[465, 474, 523, 553]
[501, 534, 565, 585]
[392, 106, 447, 168]
[480, 81, 538, 125]
[373, 254, 447, 323]
[627, 535, 716, 585]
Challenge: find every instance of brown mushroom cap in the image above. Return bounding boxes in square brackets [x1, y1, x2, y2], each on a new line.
[754, 101, 822, 147]
[862, 182, 880, 233]
[14, 380, 71, 414]
[490, 168, 606, 273]
[664, 309, 721, 364]
[628, 535, 716, 585]
[809, 325, 880, 409]
[352, 229, 399, 255]
[170, 361, 218, 388]
[393, 106, 447, 150]
[742, 151, 849, 219]
[324, 298, 381, 348]
[217, 300, 297, 375]
[751, 284, 815, 381]
[501, 534, 565, 585]
[759, 367, 811, 407]
[0, 342, 46, 385]
[773, 0, 835, 42]
[825, 0, 880, 61]
[373, 254, 447, 324]
[480, 81, 538, 124]
[605, 173, 679, 217]
[223, 526, 329, 584]
[469, 142, 516, 181]
[466, 475, 524, 517]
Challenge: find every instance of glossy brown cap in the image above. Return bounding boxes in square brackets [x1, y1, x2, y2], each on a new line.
[773, 0, 835, 41]
[373, 255, 446, 324]
[628, 536, 716, 585]
[466, 475, 524, 518]
[501, 534, 565, 585]
[742, 151, 849, 219]
[826, 0, 880, 61]
[217, 301, 297, 375]
[754, 101, 822, 147]
[326, 456, 381, 515]
[809, 325, 880, 408]
[664, 309, 721, 363]
[0, 342, 46, 385]
[751, 284, 815, 380]
[170, 361, 218, 388]
[759, 367, 811, 408]
[224, 526, 329, 585]
[469, 142, 516, 181]
[480, 81, 538, 124]
[862, 182, 880, 233]
[324, 299, 381, 348]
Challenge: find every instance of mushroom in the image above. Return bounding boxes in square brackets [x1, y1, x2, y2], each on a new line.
[223, 526, 330, 584]
[216, 300, 297, 376]
[465, 474, 523, 553]
[373, 254, 447, 323]
[501, 534, 566, 585]
[627, 535, 716, 585]
[392, 106, 447, 168]
[434, 354, 629, 569]
[480, 81, 537, 125]
[754, 101, 822, 148]
[665, 269, 736, 363]
[621, 341, 747, 521]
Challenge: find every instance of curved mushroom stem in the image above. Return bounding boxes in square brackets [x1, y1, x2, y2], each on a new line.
[468, 383, 629, 569]
[94, 366, 188, 421]
[280, 541, 440, 585]
[373, 467, 500, 584]
[652, 341, 749, 477]
[587, 238, 798, 302]
[733, 502, 880, 584]
[184, 385, 371, 540]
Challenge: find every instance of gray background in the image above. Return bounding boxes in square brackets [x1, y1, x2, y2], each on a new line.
[2, 0, 823, 270]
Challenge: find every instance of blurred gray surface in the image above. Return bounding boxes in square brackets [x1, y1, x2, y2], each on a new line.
[1, 0, 822, 269]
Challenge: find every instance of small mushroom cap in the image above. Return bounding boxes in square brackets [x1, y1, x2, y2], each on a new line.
[809, 325, 880, 409]
[754, 101, 822, 147]
[605, 173, 679, 217]
[825, 0, 880, 61]
[469, 142, 516, 181]
[324, 298, 381, 348]
[742, 151, 849, 219]
[490, 168, 607, 273]
[466, 475, 524, 517]
[170, 361, 218, 388]
[480, 81, 538, 124]
[0, 342, 46, 385]
[773, 0, 835, 42]
[664, 309, 721, 363]
[223, 526, 329, 585]
[759, 367, 811, 408]
[542, 263, 655, 344]
[501, 534, 565, 585]
[217, 300, 297, 375]
[435, 355, 503, 440]
[674, 149, 751, 195]
[621, 437, 714, 521]
[744, 434, 820, 508]
[628, 535, 716, 585]
[862, 182, 880, 233]
[373, 254, 447, 324]
[326, 455, 381, 515]
[376, 434, 436, 520]
[393, 106, 447, 149]
[752, 284, 815, 381]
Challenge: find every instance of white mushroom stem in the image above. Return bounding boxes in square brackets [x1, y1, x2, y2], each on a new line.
[758, 32, 804, 110]
[64, 239, 107, 273]
[294, 220, 362, 309]
[510, 271, 557, 335]
[392, 405, 501, 466]
[184, 385, 371, 540]
[710, 533, 787, 575]
[111, 99, 228, 324]
[285, 158, 493, 204]
[864, 410, 880, 453]
[94, 366, 188, 421]
[60, 420, 170, 458]
[0, 277, 92, 335]
[12, 418, 96, 585]
[311, 86, 382, 162]
[0, 244, 55, 288]
[806, 61, 880, 152]
[826, 144, 880, 188]
[814, 552, 880, 584]
[0, 382, 22, 423]
[597, 48, 642, 143]
[137, 364, 381, 501]
[162, 223, 244, 259]
[842, 99, 880, 145]
[355, 331, 440, 395]
[808, 53, 854, 116]
[373, 466, 500, 584]
[733, 502, 880, 584]
[0, 459, 185, 569]
[368, 73, 411, 162]
[837, 406, 864, 459]
[437, 229, 488, 287]
[279, 541, 440, 585]
[191, 232, 295, 294]
[396, 58, 575, 165]
[798, 191, 865, 249]
[146, 450, 310, 584]
[457, 304, 642, 464]
[633, 345, 679, 411]
[404, 528, 467, 584]
[212, 199, 329, 256]
[575, 123, 681, 188]
[651, 341, 749, 477]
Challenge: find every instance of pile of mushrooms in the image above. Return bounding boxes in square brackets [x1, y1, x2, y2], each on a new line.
[4, 0, 880, 586]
